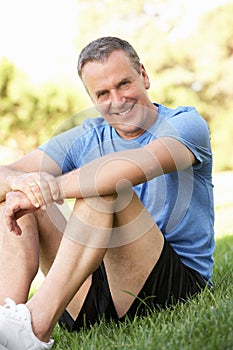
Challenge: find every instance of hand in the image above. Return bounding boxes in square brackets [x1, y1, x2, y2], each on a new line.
[5, 191, 38, 235]
[7, 172, 63, 209]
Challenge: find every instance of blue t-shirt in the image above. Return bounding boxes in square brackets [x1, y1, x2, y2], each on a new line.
[39, 103, 215, 283]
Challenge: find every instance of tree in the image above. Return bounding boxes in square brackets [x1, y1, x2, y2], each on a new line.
[1, 0, 233, 170]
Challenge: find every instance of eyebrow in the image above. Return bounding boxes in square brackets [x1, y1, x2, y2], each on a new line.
[95, 76, 132, 97]
[116, 77, 131, 88]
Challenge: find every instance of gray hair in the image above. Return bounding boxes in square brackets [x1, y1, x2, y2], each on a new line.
[77, 36, 141, 78]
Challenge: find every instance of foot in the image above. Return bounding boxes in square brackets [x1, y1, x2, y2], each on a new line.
[0, 298, 54, 350]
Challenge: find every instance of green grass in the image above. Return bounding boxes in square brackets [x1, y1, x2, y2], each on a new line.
[50, 235, 233, 350]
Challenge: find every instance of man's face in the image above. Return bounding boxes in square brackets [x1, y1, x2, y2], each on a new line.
[81, 50, 157, 139]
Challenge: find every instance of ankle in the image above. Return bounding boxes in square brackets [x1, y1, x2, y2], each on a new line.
[26, 301, 54, 343]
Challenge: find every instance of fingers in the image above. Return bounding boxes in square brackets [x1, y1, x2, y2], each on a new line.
[23, 182, 41, 209]
[5, 192, 24, 235]
[8, 172, 61, 209]
[5, 208, 22, 235]
[5, 191, 37, 235]
[4, 172, 62, 235]
[26, 178, 52, 209]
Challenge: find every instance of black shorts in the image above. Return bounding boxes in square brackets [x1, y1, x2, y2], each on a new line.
[59, 239, 206, 332]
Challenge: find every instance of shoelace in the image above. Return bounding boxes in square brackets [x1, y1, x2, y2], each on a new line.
[0, 298, 28, 321]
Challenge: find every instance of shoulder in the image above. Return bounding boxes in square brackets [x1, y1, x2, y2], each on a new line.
[155, 103, 209, 138]
[157, 103, 206, 123]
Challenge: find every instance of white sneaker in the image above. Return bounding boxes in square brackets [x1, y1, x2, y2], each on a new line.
[0, 298, 54, 350]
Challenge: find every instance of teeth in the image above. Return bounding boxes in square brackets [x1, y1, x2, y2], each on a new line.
[118, 107, 132, 116]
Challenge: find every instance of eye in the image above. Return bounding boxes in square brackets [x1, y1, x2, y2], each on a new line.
[98, 91, 106, 98]
[97, 90, 109, 101]
[119, 80, 130, 88]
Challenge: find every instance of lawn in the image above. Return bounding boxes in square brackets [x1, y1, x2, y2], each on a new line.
[49, 234, 233, 350]
[31, 172, 233, 350]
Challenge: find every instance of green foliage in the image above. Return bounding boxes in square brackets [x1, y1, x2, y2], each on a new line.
[76, 0, 233, 171]
[0, 57, 15, 98]
[1, 1, 233, 170]
[0, 58, 84, 153]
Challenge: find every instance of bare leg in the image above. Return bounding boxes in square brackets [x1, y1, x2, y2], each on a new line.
[0, 203, 39, 304]
[104, 192, 164, 317]
[59, 191, 164, 319]
[27, 191, 163, 341]
[35, 203, 92, 319]
[0, 191, 163, 343]
[0, 198, 101, 342]
[27, 195, 116, 342]
[35, 204, 66, 276]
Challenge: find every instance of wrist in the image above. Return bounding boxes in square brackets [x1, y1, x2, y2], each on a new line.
[6, 174, 15, 192]
[57, 176, 65, 202]
[6, 170, 25, 191]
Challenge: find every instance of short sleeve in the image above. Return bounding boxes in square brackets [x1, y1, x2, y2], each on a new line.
[38, 124, 89, 173]
[155, 107, 212, 165]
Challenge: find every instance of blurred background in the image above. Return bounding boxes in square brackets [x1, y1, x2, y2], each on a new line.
[0, 0, 232, 236]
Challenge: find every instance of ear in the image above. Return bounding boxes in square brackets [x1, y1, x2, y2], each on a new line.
[141, 64, 150, 90]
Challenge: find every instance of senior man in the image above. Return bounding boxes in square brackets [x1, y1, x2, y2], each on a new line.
[0, 37, 214, 349]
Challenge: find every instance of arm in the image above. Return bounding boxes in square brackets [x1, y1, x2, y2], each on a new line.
[58, 137, 196, 199]
[0, 149, 62, 206]
[2, 149, 64, 235]
[5, 137, 195, 234]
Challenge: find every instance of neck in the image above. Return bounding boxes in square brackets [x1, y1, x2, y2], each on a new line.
[117, 104, 158, 140]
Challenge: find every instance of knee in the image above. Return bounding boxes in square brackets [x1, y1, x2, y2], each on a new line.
[0, 200, 37, 232]
[73, 194, 118, 215]
[0, 207, 39, 276]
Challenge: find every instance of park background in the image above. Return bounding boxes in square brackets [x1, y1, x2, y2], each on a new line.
[0, 0, 232, 238]
[0, 1, 232, 348]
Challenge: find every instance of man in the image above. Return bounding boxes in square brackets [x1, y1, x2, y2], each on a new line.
[0, 37, 214, 349]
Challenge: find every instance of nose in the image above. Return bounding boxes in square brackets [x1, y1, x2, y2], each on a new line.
[110, 89, 125, 104]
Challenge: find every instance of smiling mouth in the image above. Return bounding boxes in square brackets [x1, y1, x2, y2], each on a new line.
[114, 104, 134, 116]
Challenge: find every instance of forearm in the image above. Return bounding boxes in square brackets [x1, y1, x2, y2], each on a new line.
[58, 147, 161, 199]
[57, 137, 195, 201]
